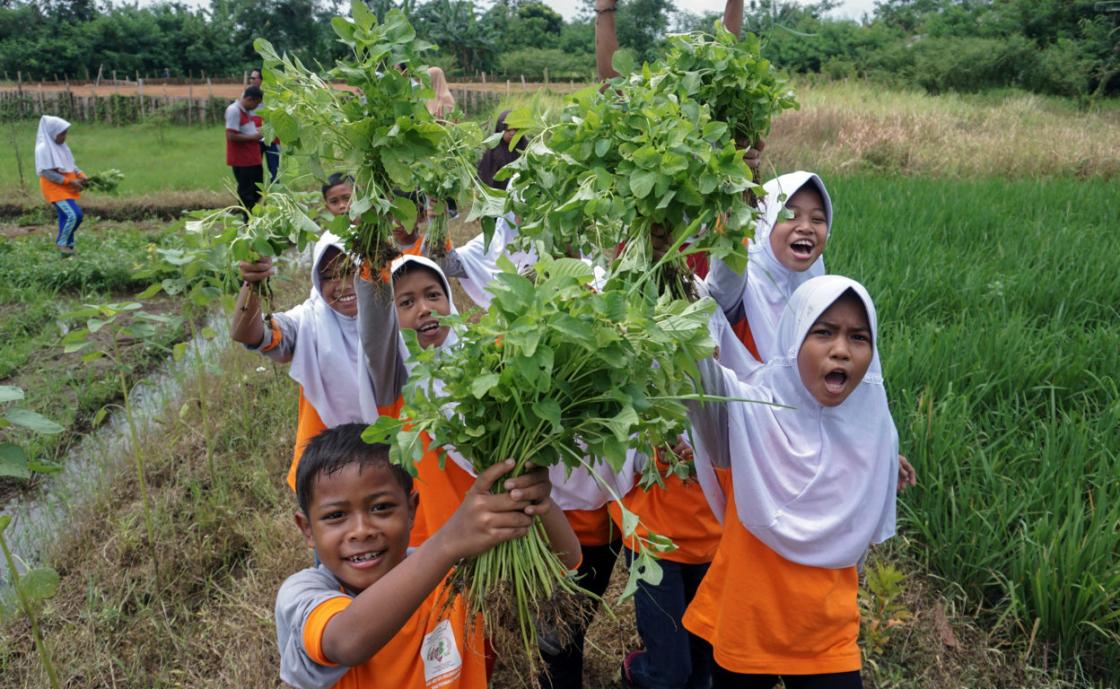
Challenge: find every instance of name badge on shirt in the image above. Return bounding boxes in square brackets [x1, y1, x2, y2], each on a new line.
[421, 619, 462, 686]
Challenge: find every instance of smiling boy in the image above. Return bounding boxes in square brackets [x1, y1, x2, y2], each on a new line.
[276, 424, 581, 689]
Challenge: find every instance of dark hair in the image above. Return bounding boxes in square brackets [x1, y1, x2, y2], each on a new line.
[321, 173, 355, 197]
[295, 423, 413, 516]
[243, 85, 263, 100]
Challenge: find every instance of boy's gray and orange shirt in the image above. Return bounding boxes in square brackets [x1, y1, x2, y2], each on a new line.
[276, 564, 487, 689]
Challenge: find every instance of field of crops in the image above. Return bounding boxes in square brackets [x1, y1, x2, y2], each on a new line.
[0, 86, 1118, 688]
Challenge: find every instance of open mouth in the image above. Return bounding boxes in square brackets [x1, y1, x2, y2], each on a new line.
[345, 550, 385, 569]
[790, 239, 815, 258]
[824, 369, 848, 394]
[417, 321, 440, 336]
[334, 292, 356, 305]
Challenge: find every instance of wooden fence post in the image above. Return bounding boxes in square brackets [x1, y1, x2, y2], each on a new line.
[138, 78, 145, 121]
[187, 81, 194, 126]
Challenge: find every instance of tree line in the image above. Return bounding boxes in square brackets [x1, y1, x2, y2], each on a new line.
[0, 0, 1116, 100]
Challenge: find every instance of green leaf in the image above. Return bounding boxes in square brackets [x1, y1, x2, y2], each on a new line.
[18, 567, 60, 602]
[0, 514, 10, 533]
[173, 342, 188, 362]
[4, 409, 64, 434]
[612, 50, 635, 76]
[0, 386, 24, 403]
[470, 374, 500, 399]
[620, 505, 639, 537]
[531, 399, 563, 434]
[0, 443, 30, 480]
[135, 283, 163, 299]
[362, 416, 402, 444]
[629, 170, 657, 199]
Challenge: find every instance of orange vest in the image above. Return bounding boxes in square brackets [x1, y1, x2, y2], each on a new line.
[39, 171, 81, 204]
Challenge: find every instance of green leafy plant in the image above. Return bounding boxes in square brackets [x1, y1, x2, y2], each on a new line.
[0, 386, 64, 480]
[83, 169, 124, 195]
[60, 302, 183, 567]
[366, 255, 715, 673]
[860, 561, 914, 659]
[502, 64, 758, 299]
[255, 2, 502, 262]
[0, 515, 62, 689]
[660, 23, 799, 147]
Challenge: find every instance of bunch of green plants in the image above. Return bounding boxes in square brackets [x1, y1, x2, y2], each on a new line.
[82, 168, 124, 195]
[0, 515, 62, 689]
[366, 254, 715, 673]
[659, 23, 799, 147]
[501, 62, 759, 299]
[255, 2, 500, 262]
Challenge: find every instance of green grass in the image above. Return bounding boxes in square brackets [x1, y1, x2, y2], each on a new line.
[825, 175, 1120, 682]
[1, 121, 238, 195]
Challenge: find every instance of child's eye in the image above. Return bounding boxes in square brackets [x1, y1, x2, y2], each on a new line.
[322, 511, 345, 521]
[812, 327, 831, 337]
[398, 298, 412, 308]
[370, 502, 396, 513]
[852, 333, 871, 343]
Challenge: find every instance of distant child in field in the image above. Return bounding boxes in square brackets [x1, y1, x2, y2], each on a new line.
[231, 230, 368, 490]
[34, 115, 87, 257]
[684, 276, 899, 689]
[276, 423, 581, 689]
[224, 85, 264, 213]
[425, 66, 456, 120]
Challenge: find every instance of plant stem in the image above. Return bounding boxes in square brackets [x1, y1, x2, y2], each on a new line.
[113, 338, 158, 579]
[0, 533, 62, 689]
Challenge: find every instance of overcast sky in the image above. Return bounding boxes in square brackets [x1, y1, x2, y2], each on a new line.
[136, 0, 880, 22]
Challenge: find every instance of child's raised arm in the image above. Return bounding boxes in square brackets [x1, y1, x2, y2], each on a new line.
[317, 460, 543, 666]
[724, 0, 743, 38]
[355, 269, 409, 409]
[595, 0, 620, 80]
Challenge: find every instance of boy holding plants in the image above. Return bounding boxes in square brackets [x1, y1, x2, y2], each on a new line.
[276, 423, 581, 689]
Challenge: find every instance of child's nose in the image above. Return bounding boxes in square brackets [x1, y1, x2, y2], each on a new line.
[348, 513, 379, 539]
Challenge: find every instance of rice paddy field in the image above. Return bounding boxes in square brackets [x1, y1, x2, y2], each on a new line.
[0, 82, 1118, 688]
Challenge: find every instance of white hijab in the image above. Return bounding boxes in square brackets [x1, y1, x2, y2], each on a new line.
[289, 233, 371, 428]
[744, 171, 833, 362]
[34, 116, 76, 173]
[700, 275, 897, 568]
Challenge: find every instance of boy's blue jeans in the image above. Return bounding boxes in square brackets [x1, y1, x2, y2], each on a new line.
[626, 548, 713, 689]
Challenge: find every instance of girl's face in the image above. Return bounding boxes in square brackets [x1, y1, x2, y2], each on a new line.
[797, 293, 872, 407]
[54, 129, 68, 144]
[318, 249, 357, 318]
[393, 269, 450, 349]
[769, 186, 828, 272]
[392, 206, 427, 247]
[323, 182, 353, 217]
[502, 128, 516, 144]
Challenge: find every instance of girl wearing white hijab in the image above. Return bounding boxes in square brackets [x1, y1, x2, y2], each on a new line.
[705, 171, 833, 367]
[231, 232, 371, 490]
[35, 115, 88, 256]
[682, 275, 898, 689]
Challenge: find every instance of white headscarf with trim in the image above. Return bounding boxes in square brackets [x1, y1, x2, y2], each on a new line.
[706, 275, 898, 568]
[34, 116, 76, 173]
[288, 232, 371, 428]
[744, 171, 833, 362]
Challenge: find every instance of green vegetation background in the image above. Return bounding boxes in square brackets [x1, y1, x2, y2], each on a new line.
[1, 0, 1117, 102]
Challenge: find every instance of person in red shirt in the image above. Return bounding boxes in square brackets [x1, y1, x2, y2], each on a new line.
[224, 85, 264, 215]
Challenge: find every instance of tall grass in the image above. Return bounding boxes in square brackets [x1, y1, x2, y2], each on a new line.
[826, 175, 1120, 681]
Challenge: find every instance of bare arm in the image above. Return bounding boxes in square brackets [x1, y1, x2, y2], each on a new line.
[595, 1, 620, 80]
[320, 461, 538, 666]
[724, 0, 743, 38]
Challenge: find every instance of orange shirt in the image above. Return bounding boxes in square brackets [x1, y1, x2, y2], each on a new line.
[303, 582, 487, 689]
[287, 389, 329, 490]
[565, 507, 616, 547]
[39, 171, 81, 204]
[607, 454, 723, 565]
[682, 491, 861, 675]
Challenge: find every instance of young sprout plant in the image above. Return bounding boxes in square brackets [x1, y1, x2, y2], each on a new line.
[0, 386, 64, 480]
[0, 515, 62, 689]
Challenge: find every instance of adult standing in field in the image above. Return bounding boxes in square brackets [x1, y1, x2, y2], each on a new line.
[225, 85, 264, 216]
[249, 68, 282, 182]
[35, 115, 87, 257]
